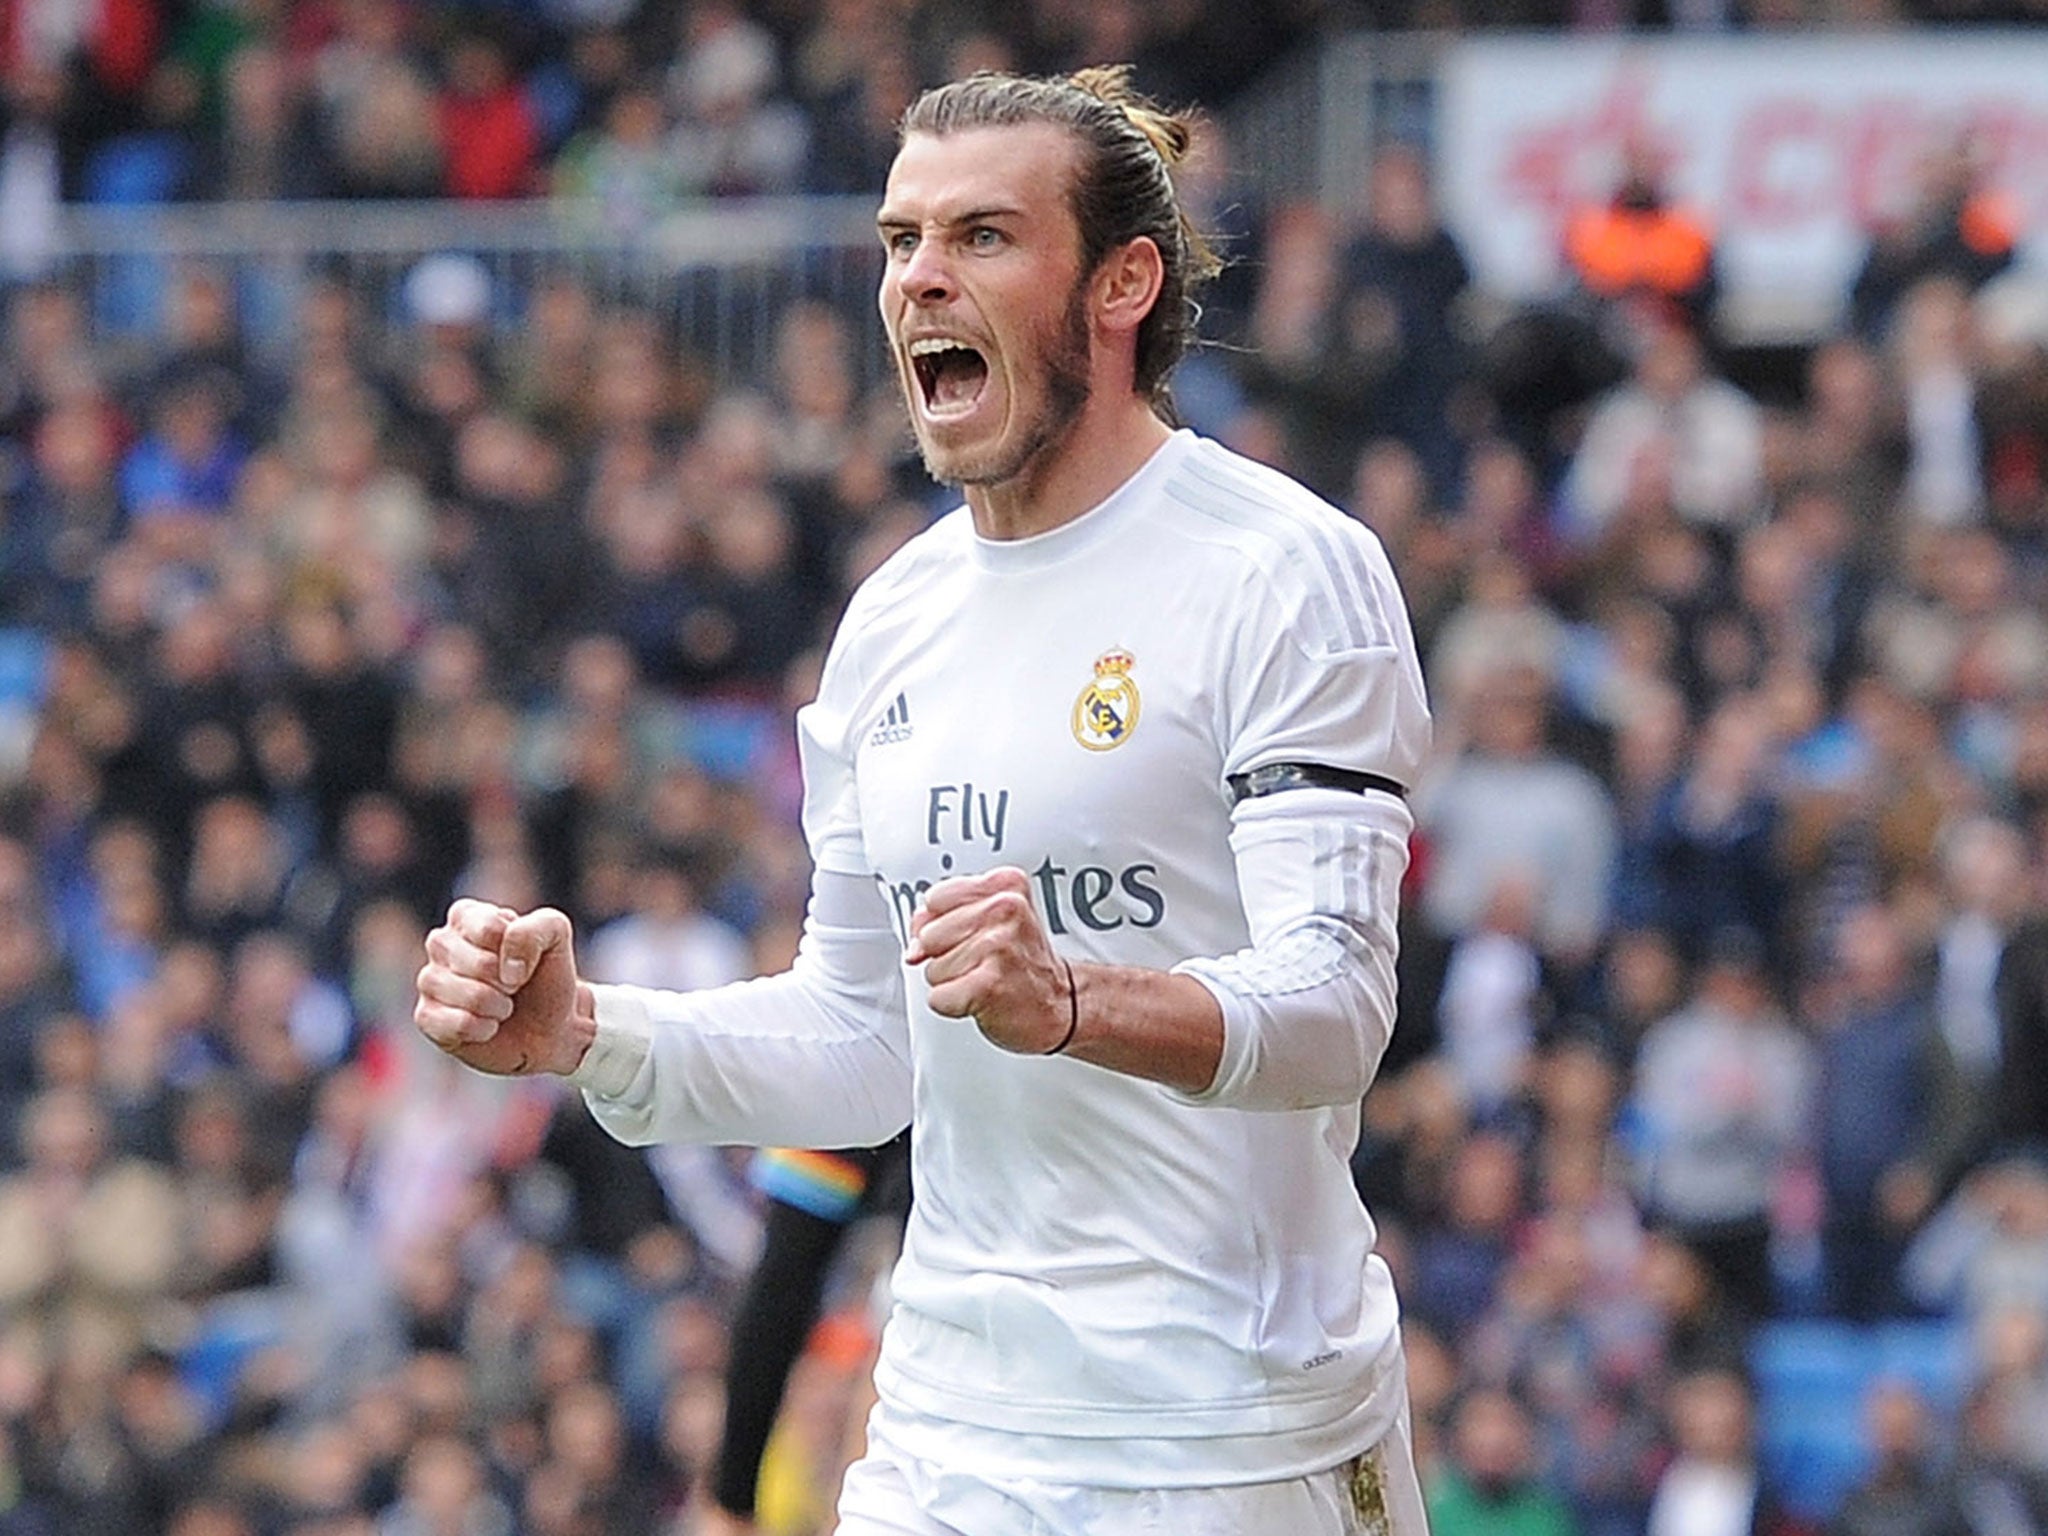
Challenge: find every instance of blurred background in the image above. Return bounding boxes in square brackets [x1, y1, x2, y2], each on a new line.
[1, 2, 2047, 1533]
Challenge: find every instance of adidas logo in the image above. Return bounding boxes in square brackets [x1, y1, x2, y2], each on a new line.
[870, 691, 913, 746]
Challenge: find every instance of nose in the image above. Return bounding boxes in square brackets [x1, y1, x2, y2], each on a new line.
[893, 234, 955, 305]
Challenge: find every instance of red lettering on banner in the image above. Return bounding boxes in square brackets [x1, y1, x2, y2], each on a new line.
[1954, 101, 2048, 225]
[1459, 41, 2048, 313]
[1959, 101, 2028, 173]
[1728, 100, 1829, 227]
[1498, 67, 1681, 233]
[1844, 99, 1929, 230]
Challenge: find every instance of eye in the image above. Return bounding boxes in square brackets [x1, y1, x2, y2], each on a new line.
[968, 226, 1004, 251]
[883, 229, 918, 259]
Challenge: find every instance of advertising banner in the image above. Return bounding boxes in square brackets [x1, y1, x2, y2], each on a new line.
[1438, 35, 2048, 334]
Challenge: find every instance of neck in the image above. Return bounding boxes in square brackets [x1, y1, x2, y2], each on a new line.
[964, 393, 1173, 541]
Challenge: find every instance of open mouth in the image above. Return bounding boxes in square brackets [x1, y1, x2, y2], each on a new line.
[909, 338, 989, 418]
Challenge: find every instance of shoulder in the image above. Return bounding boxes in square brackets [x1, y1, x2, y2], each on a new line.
[1152, 436, 1405, 655]
[2001, 919, 2048, 975]
[1499, 752, 1612, 813]
[1160, 435, 1377, 545]
[806, 505, 969, 729]
[842, 505, 971, 621]
[1550, 755, 1618, 808]
[822, 505, 972, 673]
[1764, 1020, 1814, 1065]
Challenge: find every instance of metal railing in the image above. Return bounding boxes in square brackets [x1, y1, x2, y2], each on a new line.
[1224, 33, 1449, 219]
[26, 40, 1441, 380]
[43, 195, 892, 382]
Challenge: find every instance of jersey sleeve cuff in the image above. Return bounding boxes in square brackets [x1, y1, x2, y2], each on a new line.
[567, 983, 655, 1099]
[1165, 960, 1253, 1105]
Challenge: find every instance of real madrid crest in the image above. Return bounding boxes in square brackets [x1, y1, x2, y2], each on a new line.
[1072, 649, 1140, 752]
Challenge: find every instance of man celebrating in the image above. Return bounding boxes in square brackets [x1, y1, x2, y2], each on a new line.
[416, 67, 1433, 1536]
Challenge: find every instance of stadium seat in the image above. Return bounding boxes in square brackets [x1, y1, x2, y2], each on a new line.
[1872, 1318, 1972, 1410]
[1751, 1318, 1870, 1403]
[1757, 1394, 1873, 1523]
[1750, 1317, 1972, 1522]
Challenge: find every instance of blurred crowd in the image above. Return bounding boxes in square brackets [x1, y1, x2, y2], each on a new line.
[0, 0, 1327, 222]
[1, 0, 2044, 229]
[3, 6, 2048, 1536]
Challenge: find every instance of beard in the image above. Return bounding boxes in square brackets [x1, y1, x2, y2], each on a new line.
[912, 277, 1093, 490]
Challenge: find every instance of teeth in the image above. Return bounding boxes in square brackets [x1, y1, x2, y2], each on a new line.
[909, 338, 971, 357]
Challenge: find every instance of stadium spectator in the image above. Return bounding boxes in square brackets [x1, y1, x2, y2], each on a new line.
[1850, 133, 2018, 345]
[1427, 1386, 1581, 1536]
[1950, 1375, 2048, 1534]
[1339, 142, 1475, 496]
[6, 388, 124, 629]
[1236, 199, 1355, 495]
[119, 368, 247, 556]
[1560, 305, 1766, 545]
[1888, 276, 1989, 528]
[1644, 1367, 1795, 1536]
[1471, 1208, 1662, 1536]
[309, 0, 442, 200]
[666, 0, 807, 198]
[1419, 664, 1618, 969]
[1639, 695, 1787, 966]
[0, 67, 81, 275]
[435, 29, 539, 202]
[499, 272, 598, 440]
[1812, 902, 1941, 1320]
[0, 1085, 182, 1318]
[1900, 1154, 2048, 1327]
[1831, 1381, 1967, 1536]
[1635, 1229, 1750, 1382]
[1629, 927, 1812, 1317]
[802, 38, 918, 198]
[211, 41, 326, 202]
[274, 403, 433, 601]
[1562, 135, 1718, 337]
[375, 1432, 513, 1536]
[550, 76, 684, 233]
[1997, 881, 2048, 1161]
[1409, 1132, 1526, 1338]
[1426, 547, 1570, 725]
[1913, 817, 2031, 1191]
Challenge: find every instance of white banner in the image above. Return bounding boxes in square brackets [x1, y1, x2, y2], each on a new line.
[1438, 35, 2048, 334]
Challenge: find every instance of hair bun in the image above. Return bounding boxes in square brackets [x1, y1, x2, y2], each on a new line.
[1065, 64, 1192, 166]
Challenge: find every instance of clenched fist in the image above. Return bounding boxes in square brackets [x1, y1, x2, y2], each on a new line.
[413, 898, 596, 1077]
[905, 867, 1077, 1056]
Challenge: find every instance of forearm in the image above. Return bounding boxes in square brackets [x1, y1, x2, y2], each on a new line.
[571, 975, 912, 1148]
[1168, 787, 1411, 1112]
[1059, 965, 1223, 1096]
[569, 869, 913, 1149]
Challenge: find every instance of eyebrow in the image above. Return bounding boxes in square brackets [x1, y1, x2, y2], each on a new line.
[876, 204, 1027, 233]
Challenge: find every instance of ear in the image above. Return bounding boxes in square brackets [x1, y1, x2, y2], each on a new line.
[1092, 236, 1166, 339]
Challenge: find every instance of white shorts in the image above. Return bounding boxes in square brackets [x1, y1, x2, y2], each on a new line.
[834, 1398, 1430, 1536]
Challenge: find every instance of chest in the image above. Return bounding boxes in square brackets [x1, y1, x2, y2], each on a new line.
[848, 570, 1232, 942]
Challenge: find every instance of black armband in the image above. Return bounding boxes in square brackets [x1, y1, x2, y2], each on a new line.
[1226, 762, 1408, 805]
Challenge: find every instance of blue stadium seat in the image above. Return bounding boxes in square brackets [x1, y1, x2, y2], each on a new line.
[1872, 1319, 1971, 1410]
[1758, 1394, 1873, 1523]
[1752, 1320, 1875, 1522]
[1752, 1318, 1870, 1400]
[0, 630, 49, 777]
[1750, 1316, 1973, 1523]
[178, 1294, 289, 1430]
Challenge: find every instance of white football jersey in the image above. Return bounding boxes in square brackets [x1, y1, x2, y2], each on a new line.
[576, 430, 1432, 1486]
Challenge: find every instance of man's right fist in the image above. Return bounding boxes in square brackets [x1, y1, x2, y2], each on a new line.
[413, 899, 595, 1078]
